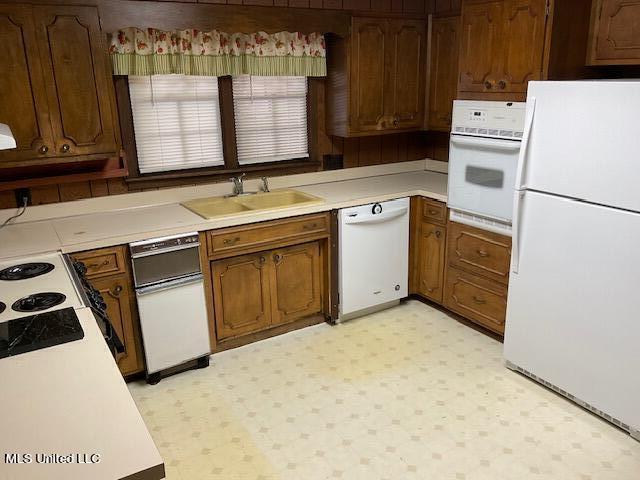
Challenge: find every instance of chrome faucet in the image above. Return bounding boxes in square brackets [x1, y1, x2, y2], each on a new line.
[260, 176, 270, 193]
[230, 173, 246, 195]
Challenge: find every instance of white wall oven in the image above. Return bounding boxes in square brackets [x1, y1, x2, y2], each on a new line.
[447, 100, 525, 235]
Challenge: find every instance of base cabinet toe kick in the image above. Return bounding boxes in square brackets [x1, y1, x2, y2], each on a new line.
[410, 197, 512, 335]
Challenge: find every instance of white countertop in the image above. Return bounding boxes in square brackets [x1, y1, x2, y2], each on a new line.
[0, 307, 164, 480]
[0, 170, 447, 258]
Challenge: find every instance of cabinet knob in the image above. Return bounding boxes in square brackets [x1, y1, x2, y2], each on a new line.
[435, 230, 442, 238]
[38, 145, 49, 154]
[61, 143, 70, 153]
[273, 253, 283, 264]
[484, 81, 493, 90]
[112, 285, 123, 296]
[259, 256, 266, 264]
[498, 80, 507, 90]
[223, 237, 240, 245]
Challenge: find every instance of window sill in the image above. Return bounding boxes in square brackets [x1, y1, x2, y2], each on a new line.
[125, 159, 321, 190]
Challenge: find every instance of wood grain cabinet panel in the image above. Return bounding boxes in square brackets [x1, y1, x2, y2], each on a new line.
[500, 0, 546, 93]
[351, 17, 389, 132]
[444, 266, 507, 334]
[447, 221, 512, 285]
[458, 0, 503, 93]
[0, 4, 53, 165]
[270, 242, 322, 327]
[416, 221, 447, 303]
[326, 16, 426, 136]
[389, 19, 426, 129]
[35, 6, 117, 158]
[90, 274, 144, 376]
[427, 15, 460, 131]
[589, 0, 640, 64]
[212, 252, 272, 340]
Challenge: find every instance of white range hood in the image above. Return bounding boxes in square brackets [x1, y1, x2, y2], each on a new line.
[0, 123, 16, 150]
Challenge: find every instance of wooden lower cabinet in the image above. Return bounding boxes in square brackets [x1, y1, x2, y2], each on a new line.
[211, 241, 323, 341]
[211, 252, 272, 340]
[416, 221, 447, 303]
[89, 274, 143, 376]
[444, 266, 507, 334]
[270, 242, 322, 327]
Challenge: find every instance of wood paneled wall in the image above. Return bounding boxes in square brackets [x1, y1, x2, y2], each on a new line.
[0, 0, 449, 209]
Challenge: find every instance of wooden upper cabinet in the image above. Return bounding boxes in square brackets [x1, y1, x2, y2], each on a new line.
[458, 1, 503, 93]
[458, 0, 549, 98]
[0, 4, 118, 168]
[270, 242, 322, 327]
[351, 17, 388, 133]
[588, 0, 640, 65]
[388, 19, 426, 129]
[0, 4, 53, 165]
[500, 0, 547, 93]
[212, 252, 272, 340]
[326, 16, 426, 137]
[427, 15, 460, 131]
[34, 6, 117, 159]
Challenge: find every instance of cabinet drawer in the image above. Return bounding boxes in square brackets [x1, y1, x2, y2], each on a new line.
[444, 266, 507, 334]
[72, 246, 127, 279]
[207, 214, 329, 258]
[447, 221, 511, 284]
[421, 198, 447, 224]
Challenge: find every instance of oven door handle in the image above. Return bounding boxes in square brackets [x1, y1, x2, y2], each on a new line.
[450, 135, 521, 151]
[136, 273, 203, 296]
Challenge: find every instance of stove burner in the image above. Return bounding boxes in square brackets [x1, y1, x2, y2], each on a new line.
[11, 293, 66, 313]
[0, 302, 5, 314]
[0, 262, 55, 281]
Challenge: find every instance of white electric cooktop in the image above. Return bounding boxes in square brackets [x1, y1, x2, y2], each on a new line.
[0, 252, 83, 322]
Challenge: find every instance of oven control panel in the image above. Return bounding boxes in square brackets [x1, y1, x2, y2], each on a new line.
[452, 100, 526, 140]
[130, 232, 200, 256]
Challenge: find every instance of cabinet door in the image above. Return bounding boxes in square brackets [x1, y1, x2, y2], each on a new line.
[212, 252, 272, 340]
[428, 16, 460, 130]
[498, 0, 547, 93]
[34, 6, 117, 158]
[590, 0, 640, 64]
[270, 242, 322, 327]
[417, 221, 446, 303]
[388, 18, 426, 129]
[458, 0, 503, 93]
[0, 4, 54, 166]
[91, 274, 144, 376]
[350, 17, 389, 133]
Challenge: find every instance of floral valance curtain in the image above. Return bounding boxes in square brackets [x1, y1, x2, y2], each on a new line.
[108, 28, 326, 77]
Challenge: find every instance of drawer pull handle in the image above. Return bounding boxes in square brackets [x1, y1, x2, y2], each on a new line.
[472, 296, 486, 305]
[88, 259, 110, 269]
[476, 250, 489, 258]
[426, 287, 434, 293]
[223, 237, 240, 245]
[428, 209, 439, 215]
[302, 223, 318, 230]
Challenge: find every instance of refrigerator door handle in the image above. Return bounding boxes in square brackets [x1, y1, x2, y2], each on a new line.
[511, 191, 525, 274]
[514, 97, 536, 191]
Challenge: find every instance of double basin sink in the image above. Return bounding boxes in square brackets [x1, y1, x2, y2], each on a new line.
[182, 189, 324, 220]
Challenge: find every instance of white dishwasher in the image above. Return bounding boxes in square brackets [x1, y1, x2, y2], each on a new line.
[338, 197, 409, 322]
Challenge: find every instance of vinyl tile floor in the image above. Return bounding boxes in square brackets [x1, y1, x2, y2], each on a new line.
[128, 300, 640, 480]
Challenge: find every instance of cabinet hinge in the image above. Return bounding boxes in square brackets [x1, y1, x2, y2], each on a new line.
[545, 0, 550, 17]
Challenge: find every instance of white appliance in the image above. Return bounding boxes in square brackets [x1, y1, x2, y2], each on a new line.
[130, 232, 211, 383]
[338, 197, 409, 321]
[448, 100, 525, 235]
[0, 123, 16, 150]
[504, 81, 640, 441]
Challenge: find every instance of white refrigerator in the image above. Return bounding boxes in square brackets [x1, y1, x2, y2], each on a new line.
[504, 81, 640, 441]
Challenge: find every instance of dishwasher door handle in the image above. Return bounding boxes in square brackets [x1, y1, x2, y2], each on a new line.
[136, 274, 203, 296]
[344, 207, 408, 225]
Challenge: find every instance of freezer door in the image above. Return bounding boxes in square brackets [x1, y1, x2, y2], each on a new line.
[520, 81, 640, 212]
[505, 190, 640, 432]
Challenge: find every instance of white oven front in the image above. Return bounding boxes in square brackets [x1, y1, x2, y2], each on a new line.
[447, 133, 521, 224]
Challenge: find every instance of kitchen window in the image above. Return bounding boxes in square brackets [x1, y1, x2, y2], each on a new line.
[123, 74, 314, 185]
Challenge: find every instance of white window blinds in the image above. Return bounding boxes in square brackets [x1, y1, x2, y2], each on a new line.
[232, 76, 308, 165]
[128, 75, 224, 174]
